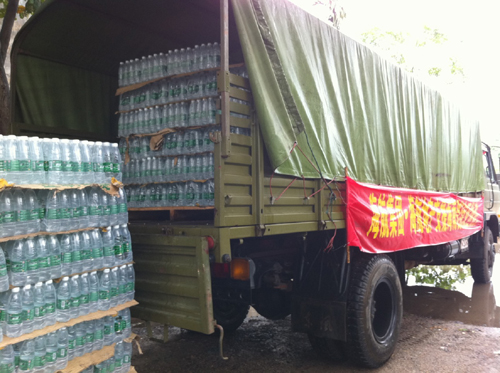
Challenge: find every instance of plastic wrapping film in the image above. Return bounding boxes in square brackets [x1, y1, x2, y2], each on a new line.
[232, 0, 485, 193]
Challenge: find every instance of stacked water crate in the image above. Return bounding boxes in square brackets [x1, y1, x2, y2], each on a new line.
[0, 135, 136, 373]
[117, 43, 251, 210]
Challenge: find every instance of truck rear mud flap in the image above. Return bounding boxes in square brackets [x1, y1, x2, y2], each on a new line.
[131, 231, 215, 335]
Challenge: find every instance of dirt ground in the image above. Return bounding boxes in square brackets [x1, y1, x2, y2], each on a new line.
[130, 307, 500, 373]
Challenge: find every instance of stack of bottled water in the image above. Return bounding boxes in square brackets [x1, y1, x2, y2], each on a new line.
[0, 187, 128, 237]
[0, 135, 122, 185]
[118, 71, 218, 113]
[118, 42, 221, 87]
[1, 266, 134, 338]
[0, 310, 133, 373]
[118, 97, 217, 137]
[125, 180, 214, 208]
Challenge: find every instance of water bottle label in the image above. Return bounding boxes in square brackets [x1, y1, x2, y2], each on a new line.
[51, 254, 61, 267]
[115, 358, 123, 367]
[3, 211, 15, 223]
[91, 247, 103, 260]
[72, 207, 80, 218]
[31, 160, 45, 172]
[27, 258, 39, 271]
[99, 290, 109, 300]
[71, 161, 80, 172]
[114, 245, 123, 256]
[1, 362, 14, 373]
[7, 312, 23, 325]
[103, 325, 112, 335]
[68, 339, 75, 350]
[203, 192, 214, 200]
[168, 193, 179, 201]
[57, 347, 67, 358]
[76, 336, 85, 347]
[71, 296, 80, 309]
[126, 282, 135, 292]
[124, 355, 131, 363]
[46, 208, 59, 220]
[18, 209, 29, 222]
[110, 287, 118, 298]
[38, 256, 50, 269]
[39, 207, 46, 220]
[80, 294, 89, 305]
[82, 162, 92, 172]
[30, 208, 40, 221]
[58, 207, 70, 219]
[81, 206, 89, 217]
[72, 251, 81, 262]
[21, 308, 34, 321]
[118, 284, 125, 295]
[57, 299, 70, 310]
[120, 97, 130, 106]
[19, 359, 32, 371]
[103, 162, 113, 172]
[94, 366, 106, 373]
[0, 310, 4, 323]
[34, 305, 45, 318]
[62, 161, 73, 172]
[62, 252, 72, 264]
[123, 242, 131, 253]
[186, 193, 195, 201]
[95, 329, 104, 340]
[90, 206, 102, 216]
[149, 194, 157, 202]
[114, 320, 121, 332]
[103, 246, 114, 257]
[48, 160, 62, 172]
[0, 160, 4, 172]
[45, 352, 57, 363]
[33, 355, 45, 368]
[93, 162, 104, 173]
[6, 160, 20, 172]
[113, 163, 121, 173]
[102, 205, 111, 216]
[86, 333, 94, 344]
[45, 302, 56, 314]
[121, 319, 127, 330]
[81, 249, 92, 260]
[0, 263, 7, 277]
[110, 204, 119, 215]
[18, 160, 30, 171]
[90, 291, 99, 302]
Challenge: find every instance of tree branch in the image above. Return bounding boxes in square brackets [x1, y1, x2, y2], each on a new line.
[0, 0, 19, 66]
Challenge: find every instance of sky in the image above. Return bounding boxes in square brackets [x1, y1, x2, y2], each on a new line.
[290, 0, 500, 146]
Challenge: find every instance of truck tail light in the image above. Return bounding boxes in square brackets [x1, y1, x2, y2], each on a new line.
[230, 258, 250, 281]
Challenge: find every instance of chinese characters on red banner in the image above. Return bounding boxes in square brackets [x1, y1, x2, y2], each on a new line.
[346, 177, 483, 253]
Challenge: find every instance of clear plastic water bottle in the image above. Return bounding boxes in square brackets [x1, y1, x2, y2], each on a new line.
[114, 342, 124, 371]
[70, 232, 83, 274]
[46, 139, 63, 185]
[33, 336, 46, 373]
[7, 240, 26, 286]
[13, 189, 28, 236]
[100, 189, 111, 227]
[60, 139, 73, 182]
[79, 231, 93, 272]
[19, 339, 35, 372]
[56, 277, 71, 323]
[59, 234, 72, 277]
[98, 269, 111, 311]
[102, 142, 113, 181]
[45, 331, 58, 372]
[21, 285, 35, 334]
[25, 190, 40, 234]
[120, 308, 132, 339]
[94, 318, 104, 352]
[43, 280, 57, 326]
[44, 190, 59, 233]
[67, 325, 76, 362]
[47, 235, 61, 279]
[78, 189, 90, 229]
[56, 327, 69, 370]
[118, 266, 127, 305]
[120, 225, 132, 264]
[74, 323, 85, 357]
[117, 188, 128, 225]
[29, 137, 45, 185]
[80, 140, 94, 184]
[0, 291, 7, 336]
[92, 142, 105, 184]
[126, 264, 135, 302]
[103, 316, 115, 346]
[24, 238, 39, 285]
[108, 194, 118, 226]
[123, 341, 132, 372]
[101, 228, 114, 268]
[202, 179, 215, 206]
[6, 287, 23, 337]
[16, 136, 31, 185]
[58, 190, 72, 232]
[35, 236, 50, 282]
[0, 190, 15, 238]
[79, 273, 90, 317]
[111, 144, 122, 181]
[88, 186, 102, 228]
[88, 271, 99, 314]
[69, 275, 81, 319]
[90, 229, 104, 270]
[33, 282, 45, 330]
[84, 320, 95, 354]
[111, 226, 123, 265]
[109, 268, 119, 308]
[0, 245, 9, 292]
[68, 189, 81, 229]
[36, 189, 49, 233]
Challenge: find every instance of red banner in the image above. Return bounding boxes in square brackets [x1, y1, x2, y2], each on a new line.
[346, 177, 484, 253]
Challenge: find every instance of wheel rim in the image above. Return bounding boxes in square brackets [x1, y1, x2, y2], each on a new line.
[371, 279, 396, 344]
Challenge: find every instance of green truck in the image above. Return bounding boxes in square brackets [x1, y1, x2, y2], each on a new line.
[8, 0, 499, 368]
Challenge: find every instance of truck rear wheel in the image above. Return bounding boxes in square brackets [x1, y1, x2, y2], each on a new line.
[470, 226, 495, 284]
[213, 299, 249, 333]
[346, 254, 402, 368]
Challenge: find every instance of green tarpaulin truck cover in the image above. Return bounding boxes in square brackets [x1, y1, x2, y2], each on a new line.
[232, 0, 484, 193]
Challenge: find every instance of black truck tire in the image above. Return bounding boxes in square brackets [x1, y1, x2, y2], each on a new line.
[308, 334, 347, 362]
[213, 299, 249, 333]
[346, 254, 402, 369]
[470, 226, 495, 284]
